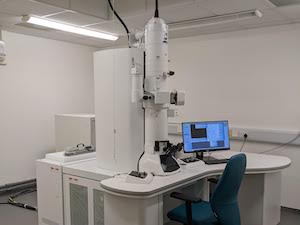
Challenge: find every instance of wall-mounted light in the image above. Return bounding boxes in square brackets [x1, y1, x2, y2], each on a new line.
[168, 9, 263, 30]
[22, 15, 119, 41]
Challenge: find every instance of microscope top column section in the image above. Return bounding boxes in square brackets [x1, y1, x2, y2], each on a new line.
[144, 17, 169, 93]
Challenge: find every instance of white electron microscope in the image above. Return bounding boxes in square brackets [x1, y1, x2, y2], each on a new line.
[139, 4, 185, 176]
[94, 0, 185, 179]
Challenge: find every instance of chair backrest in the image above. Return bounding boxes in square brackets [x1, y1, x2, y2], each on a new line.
[210, 153, 247, 225]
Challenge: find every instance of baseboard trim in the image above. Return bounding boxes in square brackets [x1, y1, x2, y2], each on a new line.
[281, 206, 300, 214]
[0, 179, 36, 194]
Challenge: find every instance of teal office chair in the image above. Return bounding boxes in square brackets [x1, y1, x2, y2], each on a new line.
[167, 153, 247, 225]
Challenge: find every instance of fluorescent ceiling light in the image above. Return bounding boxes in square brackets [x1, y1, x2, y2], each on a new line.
[22, 16, 119, 41]
[168, 10, 263, 30]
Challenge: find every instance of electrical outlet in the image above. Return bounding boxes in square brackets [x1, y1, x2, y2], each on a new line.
[230, 128, 239, 138]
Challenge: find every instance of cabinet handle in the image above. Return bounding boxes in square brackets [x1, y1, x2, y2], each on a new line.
[74, 178, 78, 181]
[69, 177, 73, 180]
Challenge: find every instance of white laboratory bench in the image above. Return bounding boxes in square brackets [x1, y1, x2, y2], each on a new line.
[100, 151, 291, 225]
[36, 151, 291, 225]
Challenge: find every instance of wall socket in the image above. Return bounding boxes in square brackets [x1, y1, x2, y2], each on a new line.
[229, 128, 239, 138]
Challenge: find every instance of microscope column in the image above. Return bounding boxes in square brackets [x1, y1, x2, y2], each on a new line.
[144, 17, 169, 155]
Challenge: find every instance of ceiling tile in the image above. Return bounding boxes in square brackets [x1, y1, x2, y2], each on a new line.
[125, 13, 153, 30]
[88, 13, 153, 35]
[109, 1, 196, 21]
[34, 0, 69, 9]
[75, 36, 126, 48]
[276, 5, 300, 20]
[46, 11, 104, 26]
[111, 0, 147, 17]
[146, 0, 195, 10]
[160, 2, 215, 22]
[0, 0, 64, 17]
[70, 0, 108, 19]
[87, 21, 125, 35]
[0, 13, 20, 26]
[198, 0, 275, 15]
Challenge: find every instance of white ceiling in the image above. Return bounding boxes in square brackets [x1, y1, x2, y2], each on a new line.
[0, 0, 300, 48]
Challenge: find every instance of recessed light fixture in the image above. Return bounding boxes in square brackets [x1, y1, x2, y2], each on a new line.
[168, 10, 263, 30]
[22, 15, 119, 41]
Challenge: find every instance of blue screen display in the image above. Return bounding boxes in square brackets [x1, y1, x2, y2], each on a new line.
[182, 121, 230, 153]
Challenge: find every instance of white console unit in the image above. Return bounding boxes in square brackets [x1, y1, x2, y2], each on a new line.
[94, 48, 144, 172]
[36, 153, 98, 225]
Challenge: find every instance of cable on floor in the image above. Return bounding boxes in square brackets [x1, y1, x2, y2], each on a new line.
[0, 188, 38, 211]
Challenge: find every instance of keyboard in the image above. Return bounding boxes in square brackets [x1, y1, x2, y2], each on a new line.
[203, 157, 228, 165]
[181, 156, 200, 163]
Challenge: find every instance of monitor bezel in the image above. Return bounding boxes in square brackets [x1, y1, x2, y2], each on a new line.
[181, 120, 231, 153]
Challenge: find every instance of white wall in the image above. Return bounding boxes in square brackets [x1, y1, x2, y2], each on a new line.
[0, 31, 95, 185]
[168, 23, 300, 209]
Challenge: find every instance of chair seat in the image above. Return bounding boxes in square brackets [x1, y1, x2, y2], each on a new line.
[167, 201, 219, 225]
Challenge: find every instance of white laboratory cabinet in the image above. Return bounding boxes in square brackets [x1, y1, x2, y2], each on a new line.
[55, 114, 95, 152]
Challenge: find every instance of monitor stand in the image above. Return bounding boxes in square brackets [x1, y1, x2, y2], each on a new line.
[195, 152, 228, 165]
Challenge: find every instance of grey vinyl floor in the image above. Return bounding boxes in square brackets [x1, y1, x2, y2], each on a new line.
[0, 192, 299, 225]
[0, 192, 37, 225]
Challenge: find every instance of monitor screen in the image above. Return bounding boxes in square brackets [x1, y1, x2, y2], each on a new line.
[182, 120, 230, 153]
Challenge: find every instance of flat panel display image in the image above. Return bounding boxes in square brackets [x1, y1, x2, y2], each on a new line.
[182, 121, 230, 153]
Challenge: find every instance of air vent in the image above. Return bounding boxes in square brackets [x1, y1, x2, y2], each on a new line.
[268, 0, 300, 7]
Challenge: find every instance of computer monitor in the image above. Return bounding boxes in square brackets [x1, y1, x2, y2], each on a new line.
[182, 120, 230, 154]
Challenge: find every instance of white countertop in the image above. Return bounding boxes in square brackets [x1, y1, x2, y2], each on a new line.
[101, 151, 291, 198]
[46, 151, 96, 163]
[63, 159, 118, 181]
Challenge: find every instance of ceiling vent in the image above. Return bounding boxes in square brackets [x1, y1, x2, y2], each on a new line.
[268, 0, 300, 7]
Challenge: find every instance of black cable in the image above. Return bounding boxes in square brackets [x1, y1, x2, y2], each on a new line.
[137, 151, 145, 172]
[8, 201, 37, 211]
[239, 134, 248, 152]
[154, 0, 159, 18]
[4, 188, 38, 211]
[261, 132, 300, 154]
[107, 0, 130, 43]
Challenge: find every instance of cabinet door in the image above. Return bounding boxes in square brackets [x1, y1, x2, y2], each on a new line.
[64, 175, 105, 225]
[93, 189, 104, 225]
[69, 183, 89, 225]
[36, 160, 64, 225]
